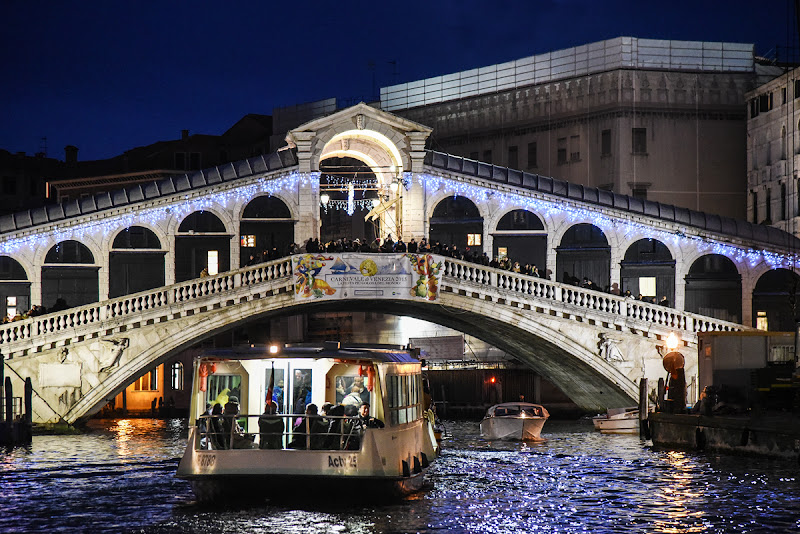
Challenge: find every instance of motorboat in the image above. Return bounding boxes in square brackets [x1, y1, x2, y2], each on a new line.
[592, 407, 639, 434]
[479, 402, 549, 441]
[176, 342, 440, 502]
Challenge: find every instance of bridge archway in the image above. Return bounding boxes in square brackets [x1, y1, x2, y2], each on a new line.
[620, 238, 675, 303]
[109, 226, 166, 298]
[752, 268, 800, 331]
[317, 156, 380, 244]
[556, 223, 610, 288]
[430, 196, 483, 252]
[492, 209, 548, 272]
[239, 195, 294, 265]
[42, 240, 98, 310]
[684, 254, 742, 323]
[175, 211, 232, 281]
[0, 256, 29, 319]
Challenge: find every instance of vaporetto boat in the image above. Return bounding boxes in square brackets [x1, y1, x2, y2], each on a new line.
[176, 342, 439, 502]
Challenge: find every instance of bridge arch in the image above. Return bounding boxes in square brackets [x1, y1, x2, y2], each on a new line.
[752, 268, 800, 331]
[429, 195, 484, 251]
[0, 255, 30, 319]
[684, 253, 742, 323]
[620, 238, 675, 303]
[65, 294, 639, 423]
[555, 223, 611, 288]
[108, 226, 167, 298]
[41, 240, 99, 310]
[175, 210, 233, 281]
[238, 195, 295, 265]
[490, 208, 549, 271]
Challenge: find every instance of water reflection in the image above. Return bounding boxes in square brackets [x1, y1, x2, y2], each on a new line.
[1, 418, 799, 533]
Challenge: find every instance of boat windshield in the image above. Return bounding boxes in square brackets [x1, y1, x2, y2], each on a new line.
[494, 405, 544, 417]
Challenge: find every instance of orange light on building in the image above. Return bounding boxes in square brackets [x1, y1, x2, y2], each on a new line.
[490, 376, 496, 384]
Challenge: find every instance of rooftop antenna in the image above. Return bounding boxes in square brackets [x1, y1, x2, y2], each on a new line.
[39, 136, 47, 157]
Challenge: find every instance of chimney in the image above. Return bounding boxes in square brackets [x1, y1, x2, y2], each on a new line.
[182, 129, 189, 140]
[64, 145, 79, 164]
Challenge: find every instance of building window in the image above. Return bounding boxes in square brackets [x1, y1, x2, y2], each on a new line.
[482, 150, 492, 164]
[6, 296, 17, 319]
[601, 129, 611, 156]
[527, 142, 537, 168]
[570, 135, 580, 161]
[632, 128, 647, 154]
[134, 369, 158, 391]
[750, 99, 759, 118]
[752, 191, 758, 224]
[207, 250, 219, 276]
[190, 152, 201, 170]
[497, 247, 508, 259]
[759, 92, 772, 112]
[765, 187, 772, 223]
[795, 80, 800, 99]
[782, 126, 787, 160]
[781, 183, 787, 221]
[240, 235, 256, 247]
[756, 310, 768, 331]
[632, 186, 648, 200]
[557, 137, 567, 164]
[639, 277, 656, 298]
[170, 362, 184, 391]
[2, 176, 16, 195]
[508, 146, 518, 169]
[782, 87, 787, 105]
[467, 233, 482, 246]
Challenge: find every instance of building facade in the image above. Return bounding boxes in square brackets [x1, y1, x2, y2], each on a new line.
[381, 37, 757, 220]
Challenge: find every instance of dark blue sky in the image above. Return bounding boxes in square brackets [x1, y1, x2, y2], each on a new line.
[1, 0, 795, 162]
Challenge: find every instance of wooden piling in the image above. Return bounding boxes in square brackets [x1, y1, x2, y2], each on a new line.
[639, 378, 650, 439]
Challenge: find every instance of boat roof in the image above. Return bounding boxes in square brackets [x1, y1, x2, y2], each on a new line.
[200, 342, 421, 363]
[489, 402, 546, 409]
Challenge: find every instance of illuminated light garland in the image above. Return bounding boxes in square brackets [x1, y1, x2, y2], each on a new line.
[415, 172, 800, 270]
[321, 199, 373, 213]
[347, 184, 355, 216]
[0, 171, 314, 256]
[322, 175, 379, 187]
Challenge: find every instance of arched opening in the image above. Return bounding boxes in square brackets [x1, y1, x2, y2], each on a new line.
[240, 196, 294, 266]
[430, 196, 483, 252]
[753, 268, 800, 331]
[556, 224, 610, 289]
[620, 238, 675, 303]
[109, 227, 166, 298]
[492, 209, 547, 274]
[684, 254, 741, 323]
[42, 240, 98, 310]
[318, 157, 379, 246]
[175, 211, 230, 282]
[0, 256, 30, 320]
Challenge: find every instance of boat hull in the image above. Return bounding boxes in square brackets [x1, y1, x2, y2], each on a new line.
[593, 417, 639, 434]
[479, 417, 547, 441]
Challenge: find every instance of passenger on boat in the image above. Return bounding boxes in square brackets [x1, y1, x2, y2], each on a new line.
[358, 402, 385, 429]
[198, 403, 213, 449]
[222, 396, 256, 449]
[288, 403, 327, 449]
[209, 403, 227, 450]
[324, 404, 346, 449]
[258, 401, 284, 449]
[343, 385, 364, 407]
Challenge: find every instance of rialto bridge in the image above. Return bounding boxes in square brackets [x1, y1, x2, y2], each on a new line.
[0, 103, 798, 424]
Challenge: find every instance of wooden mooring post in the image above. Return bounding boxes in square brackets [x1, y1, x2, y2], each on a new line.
[0, 352, 33, 446]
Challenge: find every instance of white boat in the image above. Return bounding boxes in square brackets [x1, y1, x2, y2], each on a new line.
[592, 407, 640, 434]
[479, 402, 549, 441]
[176, 342, 439, 502]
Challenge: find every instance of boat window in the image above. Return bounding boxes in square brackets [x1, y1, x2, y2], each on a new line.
[523, 407, 543, 417]
[495, 406, 520, 417]
[335, 374, 370, 411]
[291, 368, 312, 415]
[207, 374, 242, 407]
[386, 373, 421, 425]
[266, 367, 286, 413]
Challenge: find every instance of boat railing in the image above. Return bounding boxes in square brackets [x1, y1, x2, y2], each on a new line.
[195, 413, 367, 451]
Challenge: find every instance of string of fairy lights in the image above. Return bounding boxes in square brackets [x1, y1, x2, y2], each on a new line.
[0, 168, 798, 270]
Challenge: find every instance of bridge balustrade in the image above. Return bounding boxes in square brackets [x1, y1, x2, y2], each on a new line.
[440, 257, 743, 336]
[0, 254, 744, 359]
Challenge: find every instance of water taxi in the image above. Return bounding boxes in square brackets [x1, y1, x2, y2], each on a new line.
[592, 407, 640, 434]
[176, 342, 439, 502]
[479, 402, 549, 441]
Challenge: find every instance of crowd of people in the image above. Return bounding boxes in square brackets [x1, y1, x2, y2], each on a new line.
[1, 298, 68, 324]
[199, 395, 383, 451]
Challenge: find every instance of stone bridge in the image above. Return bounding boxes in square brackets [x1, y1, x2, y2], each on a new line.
[0, 254, 744, 424]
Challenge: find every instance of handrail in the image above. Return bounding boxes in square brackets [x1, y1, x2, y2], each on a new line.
[439, 257, 747, 336]
[0, 253, 746, 358]
[196, 413, 366, 451]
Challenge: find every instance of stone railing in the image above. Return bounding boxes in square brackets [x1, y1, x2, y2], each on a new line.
[0, 258, 294, 358]
[439, 257, 747, 337]
[0, 254, 746, 359]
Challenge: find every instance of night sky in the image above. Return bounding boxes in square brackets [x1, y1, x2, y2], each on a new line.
[1, 0, 796, 162]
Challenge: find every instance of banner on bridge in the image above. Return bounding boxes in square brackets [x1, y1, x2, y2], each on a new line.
[292, 253, 441, 302]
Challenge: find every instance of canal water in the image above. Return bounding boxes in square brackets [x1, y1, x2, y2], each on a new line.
[1, 418, 799, 533]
